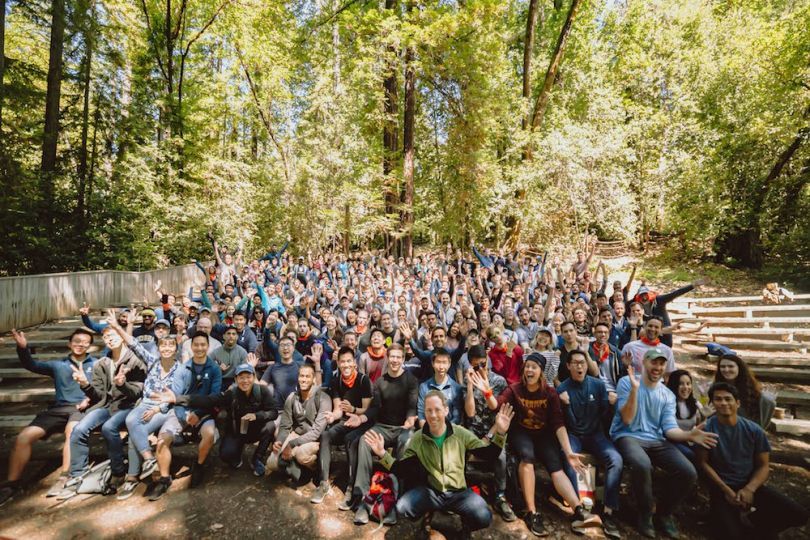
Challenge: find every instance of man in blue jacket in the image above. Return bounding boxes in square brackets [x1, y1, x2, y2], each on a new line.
[151, 332, 222, 500]
[0, 329, 98, 505]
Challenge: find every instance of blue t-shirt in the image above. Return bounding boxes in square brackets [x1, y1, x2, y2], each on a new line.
[610, 376, 678, 442]
[704, 415, 771, 488]
[558, 375, 610, 437]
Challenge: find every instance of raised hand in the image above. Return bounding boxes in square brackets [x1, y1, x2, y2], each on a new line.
[494, 402, 515, 435]
[247, 353, 258, 367]
[627, 365, 640, 389]
[113, 366, 129, 386]
[79, 302, 90, 316]
[399, 321, 412, 340]
[71, 364, 89, 386]
[469, 370, 491, 394]
[363, 429, 386, 457]
[311, 342, 323, 360]
[11, 329, 27, 349]
[621, 351, 633, 368]
[559, 391, 570, 405]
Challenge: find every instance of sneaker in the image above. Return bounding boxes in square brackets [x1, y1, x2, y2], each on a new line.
[636, 513, 656, 539]
[572, 505, 601, 529]
[602, 514, 622, 539]
[116, 480, 139, 501]
[252, 456, 266, 477]
[383, 508, 397, 526]
[0, 486, 17, 507]
[190, 463, 205, 488]
[494, 494, 517, 522]
[524, 512, 548, 537]
[47, 475, 68, 497]
[354, 504, 369, 525]
[338, 491, 358, 511]
[655, 514, 681, 539]
[55, 481, 79, 501]
[310, 482, 330, 504]
[149, 477, 171, 501]
[139, 458, 158, 480]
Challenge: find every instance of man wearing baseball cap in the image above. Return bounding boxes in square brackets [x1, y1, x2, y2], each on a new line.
[610, 347, 719, 539]
[158, 363, 276, 477]
[134, 308, 158, 346]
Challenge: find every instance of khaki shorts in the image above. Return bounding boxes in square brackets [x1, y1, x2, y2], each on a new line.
[266, 432, 319, 471]
[159, 410, 219, 444]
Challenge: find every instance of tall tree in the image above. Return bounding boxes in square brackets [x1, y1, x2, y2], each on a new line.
[39, 0, 66, 236]
[76, 0, 96, 220]
[382, 0, 399, 255]
[0, 0, 6, 129]
[399, 0, 415, 258]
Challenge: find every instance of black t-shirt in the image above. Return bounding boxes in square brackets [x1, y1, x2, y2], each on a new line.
[368, 371, 419, 426]
[329, 372, 372, 407]
[557, 344, 583, 384]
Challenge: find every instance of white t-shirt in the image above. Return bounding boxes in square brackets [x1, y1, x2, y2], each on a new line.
[620, 339, 676, 376]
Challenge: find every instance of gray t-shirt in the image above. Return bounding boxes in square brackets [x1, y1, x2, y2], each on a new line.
[704, 415, 771, 488]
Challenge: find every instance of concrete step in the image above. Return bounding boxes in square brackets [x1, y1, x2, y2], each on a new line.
[0, 385, 55, 403]
[750, 367, 810, 385]
[672, 293, 810, 306]
[685, 304, 810, 317]
[683, 338, 808, 353]
[697, 328, 810, 341]
[0, 415, 36, 429]
[676, 317, 810, 327]
[0, 368, 49, 379]
[771, 418, 810, 436]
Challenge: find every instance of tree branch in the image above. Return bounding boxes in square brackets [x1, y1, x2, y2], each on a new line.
[140, 0, 168, 81]
[181, 0, 232, 59]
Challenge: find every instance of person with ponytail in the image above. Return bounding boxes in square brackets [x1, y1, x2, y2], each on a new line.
[714, 355, 775, 428]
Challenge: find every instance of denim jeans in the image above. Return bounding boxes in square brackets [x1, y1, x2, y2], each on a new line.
[125, 403, 169, 477]
[397, 486, 492, 531]
[69, 407, 131, 477]
[614, 436, 697, 516]
[562, 430, 624, 511]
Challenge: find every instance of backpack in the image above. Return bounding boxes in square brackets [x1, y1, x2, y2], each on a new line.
[76, 459, 115, 495]
[362, 471, 398, 524]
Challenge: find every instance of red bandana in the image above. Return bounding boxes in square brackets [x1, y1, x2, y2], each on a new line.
[641, 335, 660, 347]
[341, 370, 358, 388]
[593, 343, 610, 362]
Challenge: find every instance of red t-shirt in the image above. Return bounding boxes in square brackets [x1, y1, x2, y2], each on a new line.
[497, 382, 564, 432]
[489, 344, 524, 385]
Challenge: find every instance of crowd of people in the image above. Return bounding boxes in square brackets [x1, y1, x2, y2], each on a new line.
[1, 237, 807, 539]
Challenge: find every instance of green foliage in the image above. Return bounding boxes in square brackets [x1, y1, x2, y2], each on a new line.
[0, 0, 807, 282]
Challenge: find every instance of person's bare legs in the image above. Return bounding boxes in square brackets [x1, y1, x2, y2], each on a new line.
[197, 424, 216, 464]
[156, 434, 173, 477]
[61, 421, 78, 474]
[551, 470, 581, 508]
[518, 462, 536, 513]
[8, 427, 47, 482]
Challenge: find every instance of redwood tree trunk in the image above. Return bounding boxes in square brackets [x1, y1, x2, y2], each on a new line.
[0, 0, 6, 129]
[77, 28, 94, 219]
[382, 0, 399, 255]
[40, 0, 66, 234]
[400, 0, 415, 259]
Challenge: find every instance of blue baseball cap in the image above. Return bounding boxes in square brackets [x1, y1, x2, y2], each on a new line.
[235, 363, 255, 376]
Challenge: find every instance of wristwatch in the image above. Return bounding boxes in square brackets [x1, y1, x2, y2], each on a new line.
[485, 432, 496, 441]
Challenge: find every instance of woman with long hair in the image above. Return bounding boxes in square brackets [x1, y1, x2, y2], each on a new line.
[714, 354, 775, 428]
[666, 369, 706, 461]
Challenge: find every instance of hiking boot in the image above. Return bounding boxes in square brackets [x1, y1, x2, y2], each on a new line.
[149, 477, 171, 501]
[383, 508, 397, 526]
[190, 463, 205, 488]
[116, 479, 139, 501]
[494, 494, 517, 522]
[0, 485, 18, 507]
[252, 456, 266, 477]
[354, 504, 369, 525]
[310, 482, 330, 504]
[47, 474, 68, 497]
[655, 514, 681, 539]
[139, 458, 158, 480]
[636, 513, 656, 539]
[602, 514, 622, 539]
[524, 512, 548, 537]
[572, 505, 601, 530]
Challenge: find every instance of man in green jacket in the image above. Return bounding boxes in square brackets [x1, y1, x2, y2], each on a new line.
[363, 389, 514, 538]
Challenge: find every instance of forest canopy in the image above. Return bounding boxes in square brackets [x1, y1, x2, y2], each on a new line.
[0, 0, 808, 279]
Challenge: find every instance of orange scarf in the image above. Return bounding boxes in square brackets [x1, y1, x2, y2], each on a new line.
[641, 335, 660, 347]
[341, 370, 358, 388]
[367, 347, 386, 360]
[593, 343, 610, 362]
